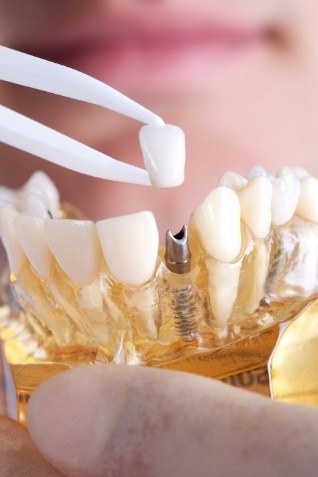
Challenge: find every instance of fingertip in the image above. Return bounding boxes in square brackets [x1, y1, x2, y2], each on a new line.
[27, 365, 127, 476]
[26, 364, 272, 477]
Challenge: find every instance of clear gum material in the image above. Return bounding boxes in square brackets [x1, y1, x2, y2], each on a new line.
[1, 207, 318, 422]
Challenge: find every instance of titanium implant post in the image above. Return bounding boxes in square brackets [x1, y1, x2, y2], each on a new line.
[165, 226, 197, 342]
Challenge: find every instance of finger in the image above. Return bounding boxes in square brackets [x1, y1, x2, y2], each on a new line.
[27, 365, 318, 477]
[0, 416, 63, 476]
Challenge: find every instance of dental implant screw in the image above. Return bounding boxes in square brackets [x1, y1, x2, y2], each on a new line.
[164, 226, 197, 341]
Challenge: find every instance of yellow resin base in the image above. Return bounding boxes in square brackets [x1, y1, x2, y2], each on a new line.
[11, 326, 277, 424]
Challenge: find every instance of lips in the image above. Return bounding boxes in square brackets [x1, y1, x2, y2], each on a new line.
[15, 8, 274, 91]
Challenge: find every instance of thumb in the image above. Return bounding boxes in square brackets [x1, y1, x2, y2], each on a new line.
[27, 364, 318, 477]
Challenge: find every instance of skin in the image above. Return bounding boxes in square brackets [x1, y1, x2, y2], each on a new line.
[3, 365, 318, 477]
[1, 0, 318, 475]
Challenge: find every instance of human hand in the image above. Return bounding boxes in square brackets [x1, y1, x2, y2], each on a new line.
[1, 365, 318, 477]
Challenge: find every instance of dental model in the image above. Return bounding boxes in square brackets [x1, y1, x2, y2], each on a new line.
[1, 165, 318, 421]
[0, 47, 317, 422]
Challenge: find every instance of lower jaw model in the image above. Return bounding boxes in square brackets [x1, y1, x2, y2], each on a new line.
[1, 164, 318, 422]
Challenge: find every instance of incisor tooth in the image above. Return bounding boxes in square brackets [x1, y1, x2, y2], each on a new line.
[139, 124, 185, 187]
[97, 211, 159, 287]
[238, 176, 272, 238]
[296, 176, 318, 223]
[190, 187, 241, 262]
[0, 206, 25, 274]
[14, 215, 52, 277]
[272, 173, 300, 226]
[45, 219, 102, 285]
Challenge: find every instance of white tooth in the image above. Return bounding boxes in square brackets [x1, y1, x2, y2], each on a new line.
[14, 215, 52, 277]
[97, 211, 159, 287]
[20, 192, 50, 219]
[0, 206, 25, 274]
[247, 165, 272, 180]
[139, 124, 185, 187]
[296, 176, 318, 223]
[206, 258, 241, 329]
[218, 171, 248, 190]
[190, 186, 241, 262]
[0, 187, 18, 208]
[289, 166, 310, 180]
[272, 173, 301, 226]
[21, 171, 60, 216]
[45, 219, 102, 285]
[277, 166, 291, 176]
[238, 176, 272, 238]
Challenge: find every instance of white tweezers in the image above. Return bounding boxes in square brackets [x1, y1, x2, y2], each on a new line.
[0, 45, 166, 186]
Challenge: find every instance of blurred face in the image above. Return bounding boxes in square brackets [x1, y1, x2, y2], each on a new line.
[1, 0, 318, 235]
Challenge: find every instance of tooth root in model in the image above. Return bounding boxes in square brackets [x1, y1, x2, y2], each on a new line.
[14, 215, 52, 278]
[244, 239, 270, 316]
[97, 211, 160, 341]
[189, 186, 242, 331]
[206, 258, 242, 330]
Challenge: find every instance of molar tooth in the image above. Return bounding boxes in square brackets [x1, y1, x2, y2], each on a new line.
[272, 173, 301, 226]
[44, 219, 102, 285]
[190, 186, 241, 262]
[296, 176, 318, 223]
[218, 171, 247, 190]
[139, 124, 185, 188]
[14, 215, 51, 277]
[97, 211, 159, 287]
[0, 206, 25, 274]
[238, 176, 272, 238]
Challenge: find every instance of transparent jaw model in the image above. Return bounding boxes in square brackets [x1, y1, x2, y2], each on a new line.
[1, 46, 318, 423]
[2, 167, 318, 424]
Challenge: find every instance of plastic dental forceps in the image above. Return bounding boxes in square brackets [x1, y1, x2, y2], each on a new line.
[0, 45, 178, 186]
